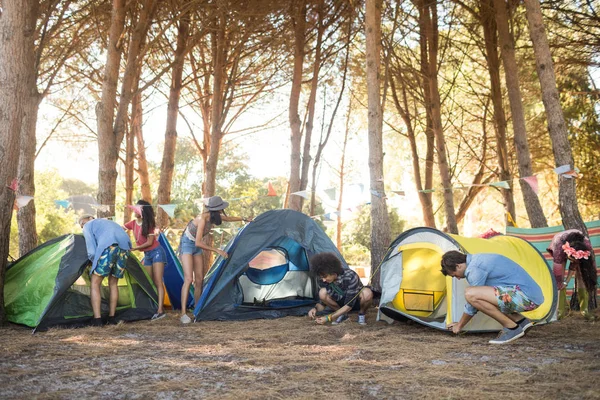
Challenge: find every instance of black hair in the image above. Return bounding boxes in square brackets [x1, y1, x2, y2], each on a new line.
[440, 251, 467, 276]
[309, 252, 344, 277]
[209, 210, 224, 226]
[136, 200, 155, 237]
[565, 232, 598, 293]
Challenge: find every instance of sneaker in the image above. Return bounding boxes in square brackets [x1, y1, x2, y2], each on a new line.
[517, 318, 533, 332]
[180, 314, 192, 324]
[489, 326, 525, 344]
[331, 314, 349, 325]
[151, 312, 166, 321]
[107, 316, 119, 325]
[357, 314, 367, 325]
[91, 317, 103, 327]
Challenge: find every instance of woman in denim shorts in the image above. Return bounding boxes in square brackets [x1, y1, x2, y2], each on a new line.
[124, 200, 167, 321]
[178, 196, 251, 324]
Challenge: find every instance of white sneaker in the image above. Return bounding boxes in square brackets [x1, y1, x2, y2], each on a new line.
[180, 314, 192, 324]
[358, 314, 367, 325]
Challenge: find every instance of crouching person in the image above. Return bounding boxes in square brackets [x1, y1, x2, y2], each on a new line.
[441, 251, 544, 344]
[80, 214, 132, 327]
[307, 252, 373, 325]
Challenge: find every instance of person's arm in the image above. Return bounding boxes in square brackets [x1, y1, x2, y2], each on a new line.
[195, 216, 228, 258]
[82, 224, 96, 262]
[552, 262, 566, 289]
[564, 268, 575, 288]
[308, 303, 326, 319]
[448, 312, 473, 334]
[222, 215, 252, 223]
[315, 305, 351, 325]
[133, 234, 155, 252]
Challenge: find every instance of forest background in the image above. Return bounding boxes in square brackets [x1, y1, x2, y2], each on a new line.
[1, 0, 599, 320]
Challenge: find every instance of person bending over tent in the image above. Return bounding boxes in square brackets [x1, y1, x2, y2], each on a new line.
[178, 195, 250, 324]
[307, 252, 373, 325]
[440, 251, 544, 344]
[80, 214, 132, 327]
[124, 200, 167, 321]
[547, 230, 597, 320]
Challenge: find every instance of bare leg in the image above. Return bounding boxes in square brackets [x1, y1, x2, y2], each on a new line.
[180, 253, 194, 316]
[90, 274, 104, 318]
[152, 261, 165, 314]
[359, 287, 373, 314]
[319, 288, 340, 311]
[193, 254, 204, 305]
[108, 275, 119, 317]
[464, 286, 517, 328]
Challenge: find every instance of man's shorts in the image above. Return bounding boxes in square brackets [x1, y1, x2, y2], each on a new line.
[143, 245, 167, 266]
[336, 297, 361, 312]
[93, 245, 129, 278]
[180, 235, 203, 256]
[494, 285, 540, 314]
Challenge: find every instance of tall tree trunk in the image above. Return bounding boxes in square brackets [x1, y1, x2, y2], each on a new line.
[366, 0, 390, 292]
[336, 106, 352, 251]
[133, 89, 152, 202]
[124, 106, 135, 225]
[288, 0, 307, 212]
[422, 0, 458, 233]
[493, 0, 548, 228]
[523, 0, 586, 233]
[95, 0, 127, 217]
[299, 0, 325, 210]
[157, 13, 189, 228]
[0, 0, 38, 324]
[480, 0, 516, 225]
[17, 90, 42, 256]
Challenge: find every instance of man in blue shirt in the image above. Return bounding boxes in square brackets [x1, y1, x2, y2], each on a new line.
[441, 251, 544, 344]
[80, 215, 132, 327]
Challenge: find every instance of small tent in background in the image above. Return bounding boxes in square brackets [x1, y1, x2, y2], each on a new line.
[194, 209, 348, 321]
[378, 227, 557, 332]
[5, 234, 158, 331]
[158, 232, 194, 311]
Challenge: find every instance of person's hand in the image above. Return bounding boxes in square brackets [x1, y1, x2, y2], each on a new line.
[315, 316, 327, 325]
[447, 322, 462, 334]
[216, 249, 228, 259]
[308, 307, 317, 319]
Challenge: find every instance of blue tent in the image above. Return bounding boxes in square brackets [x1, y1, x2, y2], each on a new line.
[158, 232, 194, 311]
[194, 209, 347, 321]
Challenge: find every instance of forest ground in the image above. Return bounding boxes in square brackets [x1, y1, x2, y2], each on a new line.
[0, 307, 599, 399]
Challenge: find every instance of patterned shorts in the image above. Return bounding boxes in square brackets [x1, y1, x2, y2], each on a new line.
[494, 285, 540, 314]
[93, 245, 129, 278]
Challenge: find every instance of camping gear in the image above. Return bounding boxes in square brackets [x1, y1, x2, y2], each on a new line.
[158, 232, 194, 311]
[5, 234, 158, 331]
[506, 219, 600, 301]
[194, 209, 348, 321]
[378, 227, 557, 332]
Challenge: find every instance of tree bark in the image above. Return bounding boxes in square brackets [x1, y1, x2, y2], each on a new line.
[0, 0, 38, 324]
[523, 0, 587, 233]
[366, 0, 390, 292]
[421, 0, 458, 233]
[95, 0, 127, 217]
[287, 0, 307, 212]
[156, 13, 189, 228]
[336, 106, 351, 251]
[17, 80, 42, 256]
[494, 0, 548, 228]
[480, 0, 516, 226]
[132, 89, 152, 202]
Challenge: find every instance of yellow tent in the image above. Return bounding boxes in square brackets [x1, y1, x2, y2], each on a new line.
[378, 228, 557, 332]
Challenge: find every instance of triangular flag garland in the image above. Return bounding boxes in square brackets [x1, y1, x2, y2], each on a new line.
[324, 188, 336, 201]
[55, 199, 71, 208]
[522, 176, 539, 194]
[15, 195, 34, 209]
[291, 190, 310, 199]
[267, 182, 277, 197]
[6, 178, 18, 191]
[490, 181, 510, 189]
[158, 204, 177, 218]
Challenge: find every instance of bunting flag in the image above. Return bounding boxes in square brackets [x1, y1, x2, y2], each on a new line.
[15, 195, 33, 209]
[391, 190, 405, 196]
[324, 188, 336, 201]
[291, 190, 309, 199]
[370, 189, 382, 198]
[94, 204, 110, 213]
[127, 204, 143, 215]
[158, 204, 177, 218]
[267, 182, 277, 196]
[6, 178, 18, 192]
[490, 181, 510, 189]
[55, 200, 71, 208]
[554, 164, 571, 175]
[323, 213, 335, 221]
[522, 176, 539, 194]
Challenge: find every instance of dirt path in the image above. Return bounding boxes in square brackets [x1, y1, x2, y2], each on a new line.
[1, 308, 599, 399]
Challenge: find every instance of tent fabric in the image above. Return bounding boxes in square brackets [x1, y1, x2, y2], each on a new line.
[5, 234, 158, 330]
[194, 209, 347, 321]
[378, 227, 556, 332]
[158, 232, 194, 311]
[506, 220, 600, 299]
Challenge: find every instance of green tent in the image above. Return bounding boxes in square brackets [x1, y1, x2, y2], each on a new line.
[5, 234, 158, 331]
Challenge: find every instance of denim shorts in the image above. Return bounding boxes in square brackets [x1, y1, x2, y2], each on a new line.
[143, 245, 167, 266]
[180, 235, 203, 256]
